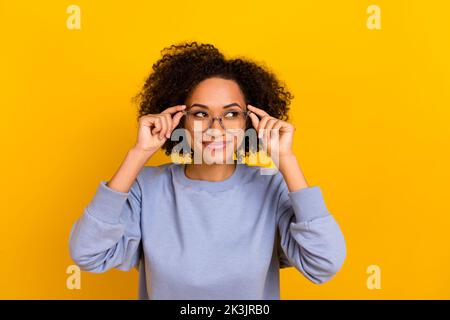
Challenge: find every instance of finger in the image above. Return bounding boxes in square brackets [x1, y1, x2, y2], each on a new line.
[171, 111, 185, 130]
[272, 121, 283, 138]
[140, 115, 157, 130]
[261, 118, 276, 151]
[155, 117, 166, 140]
[151, 117, 162, 135]
[161, 104, 187, 115]
[158, 115, 168, 139]
[247, 104, 269, 118]
[280, 122, 295, 133]
[139, 115, 152, 126]
[248, 112, 260, 133]
[163, 113, 173, 139]
[257, 116, 273, 139]
[162, 114, 172, 139]
[265, 118, 278, 144]
[271, 121, 283, 148]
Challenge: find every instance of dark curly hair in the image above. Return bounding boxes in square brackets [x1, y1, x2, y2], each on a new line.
[133, 41, 294, 158]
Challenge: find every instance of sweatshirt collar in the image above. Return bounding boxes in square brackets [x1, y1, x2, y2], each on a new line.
[173, 162, 243, 192]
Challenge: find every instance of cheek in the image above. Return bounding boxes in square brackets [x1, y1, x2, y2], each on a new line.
[179, 126, 194, 149]
[185, 128, 203, 148]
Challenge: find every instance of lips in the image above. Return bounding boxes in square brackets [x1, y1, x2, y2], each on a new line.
[202, 140, 231, 150]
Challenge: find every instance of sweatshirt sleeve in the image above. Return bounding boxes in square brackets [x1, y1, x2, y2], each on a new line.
[68, 178, 143, 273]
[275, 178, 346, 284]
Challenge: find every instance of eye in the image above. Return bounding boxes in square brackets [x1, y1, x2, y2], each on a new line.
[193, 111, 208, 118]
[223, 111, 240, 118]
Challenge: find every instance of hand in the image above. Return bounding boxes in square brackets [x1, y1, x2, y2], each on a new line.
[134, 104, 186, 153]
[247, 104, 295, 158]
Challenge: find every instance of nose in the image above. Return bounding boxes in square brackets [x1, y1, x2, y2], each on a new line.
[204, 127, 223, 139]
[210, 117, 224, 130]
[204, 117, 225, 139]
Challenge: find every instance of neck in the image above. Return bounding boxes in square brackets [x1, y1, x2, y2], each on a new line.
[185, 162, 237, 182]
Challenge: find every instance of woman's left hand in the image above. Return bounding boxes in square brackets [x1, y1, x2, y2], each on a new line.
[247, 104, 296, 158]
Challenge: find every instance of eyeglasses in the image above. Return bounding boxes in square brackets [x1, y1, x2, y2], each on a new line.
[182, 109, 251, 132]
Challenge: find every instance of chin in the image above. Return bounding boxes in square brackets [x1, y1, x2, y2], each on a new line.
[203, 153, 235, 165]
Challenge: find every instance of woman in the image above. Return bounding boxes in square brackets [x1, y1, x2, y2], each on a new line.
[68, 42, 346, 300]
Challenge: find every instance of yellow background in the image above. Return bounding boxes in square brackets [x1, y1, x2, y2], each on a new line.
[1, 0, 449, 299]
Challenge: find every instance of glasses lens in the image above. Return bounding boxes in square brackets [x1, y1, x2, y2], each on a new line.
[186, 111, 210, 131]
[222, 110, 247, 129]
[185, 110, 248, 131]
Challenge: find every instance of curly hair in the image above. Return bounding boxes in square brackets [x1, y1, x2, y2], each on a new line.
[133, 41, 294, 157]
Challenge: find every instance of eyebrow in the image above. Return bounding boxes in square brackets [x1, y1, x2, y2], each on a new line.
[188, 103, 242, 109]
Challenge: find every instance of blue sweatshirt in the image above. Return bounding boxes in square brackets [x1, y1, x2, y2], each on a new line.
[68, 162, 346, 299]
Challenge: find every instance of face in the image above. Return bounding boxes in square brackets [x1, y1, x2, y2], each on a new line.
[183, 77, 248, 164]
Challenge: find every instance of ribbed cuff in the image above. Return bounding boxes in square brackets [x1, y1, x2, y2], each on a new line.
[287, 185, 330, 222]
[85, 181, 130, 224]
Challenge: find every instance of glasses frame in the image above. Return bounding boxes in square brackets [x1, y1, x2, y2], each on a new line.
[181, 109, 252, 132]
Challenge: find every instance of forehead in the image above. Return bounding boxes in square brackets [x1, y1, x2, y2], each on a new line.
[187, 77, 245, 107]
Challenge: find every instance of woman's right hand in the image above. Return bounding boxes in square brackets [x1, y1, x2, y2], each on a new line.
[134, 104, 186, 154]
